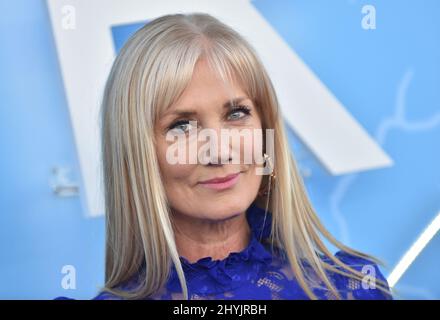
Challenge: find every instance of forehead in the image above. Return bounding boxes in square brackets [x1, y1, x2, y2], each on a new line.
[163, 59, 250, 116]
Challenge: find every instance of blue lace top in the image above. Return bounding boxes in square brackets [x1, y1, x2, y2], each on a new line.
[56, 203, 392, 300]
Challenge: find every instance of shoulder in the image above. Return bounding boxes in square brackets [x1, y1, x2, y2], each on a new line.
[53, 290, 124, 300]
[53, 296, 76, 300]
[325, 250, 393, 300]
[92, 290, 124, 300]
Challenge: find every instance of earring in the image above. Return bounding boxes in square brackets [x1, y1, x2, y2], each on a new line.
[258, 153, 276, 197]
[257, 153, 276, 242]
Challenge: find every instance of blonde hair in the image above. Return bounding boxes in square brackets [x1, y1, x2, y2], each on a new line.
[100, 12, 390, 299]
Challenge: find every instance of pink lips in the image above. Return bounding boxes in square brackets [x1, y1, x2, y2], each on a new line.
[198, 172, 241, 190]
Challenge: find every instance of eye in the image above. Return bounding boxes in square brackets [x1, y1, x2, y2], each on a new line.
[227, 105, 251, 121]
[167, 119, 196, 134]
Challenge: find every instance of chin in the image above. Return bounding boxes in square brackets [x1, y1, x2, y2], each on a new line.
[197, 199, 251, 220]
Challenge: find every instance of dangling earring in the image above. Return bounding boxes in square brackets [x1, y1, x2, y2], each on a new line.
[257, 153, 276, 242]
[258, 153, 276, 197]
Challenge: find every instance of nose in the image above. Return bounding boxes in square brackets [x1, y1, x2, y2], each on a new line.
[198, 122, 239, 166]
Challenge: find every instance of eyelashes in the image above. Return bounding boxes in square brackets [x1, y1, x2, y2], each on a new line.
[167, 119, 194, 133]
[167, 105, 252, 133]
[227, 105, 251, 120]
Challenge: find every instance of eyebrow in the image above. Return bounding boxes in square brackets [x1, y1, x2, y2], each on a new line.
[164, 96, 250, 118]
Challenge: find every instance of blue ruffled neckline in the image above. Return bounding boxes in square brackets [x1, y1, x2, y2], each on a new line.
[167, 202, 274, 295]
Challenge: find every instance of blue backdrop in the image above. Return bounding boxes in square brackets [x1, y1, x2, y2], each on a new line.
[0, 0, 439, 299]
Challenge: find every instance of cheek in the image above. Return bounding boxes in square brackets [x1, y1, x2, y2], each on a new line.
[244, 168, 263, 192]
[155, 138, 194, 187]
[238, 119, 263, 165]
[157, 155, 198, 210]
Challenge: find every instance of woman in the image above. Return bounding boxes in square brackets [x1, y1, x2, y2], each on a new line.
[59, 12, 392, 300]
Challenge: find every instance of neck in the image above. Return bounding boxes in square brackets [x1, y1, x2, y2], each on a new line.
[171, 211, 251, 263]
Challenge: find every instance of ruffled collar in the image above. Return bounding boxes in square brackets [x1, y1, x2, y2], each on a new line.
[167, 202, 274, 295]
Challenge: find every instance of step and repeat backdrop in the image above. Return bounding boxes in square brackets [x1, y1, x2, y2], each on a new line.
[0, 0, 439, 299]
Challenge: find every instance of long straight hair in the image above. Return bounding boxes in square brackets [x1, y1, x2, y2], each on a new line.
[100, 13, 389, 299]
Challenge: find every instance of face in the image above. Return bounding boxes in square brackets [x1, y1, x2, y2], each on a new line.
[155, 59, 264, 222]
